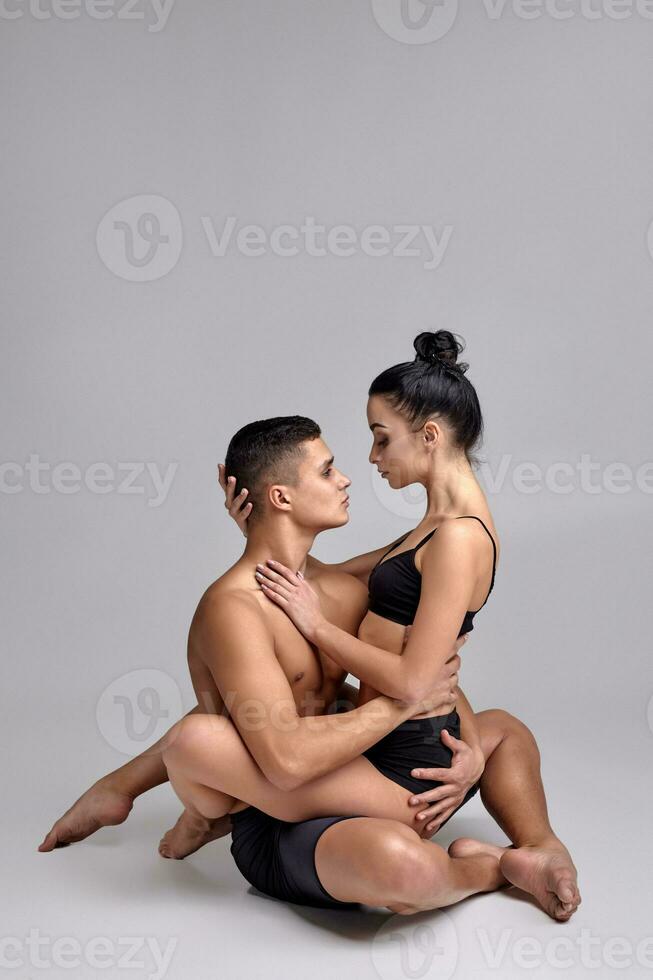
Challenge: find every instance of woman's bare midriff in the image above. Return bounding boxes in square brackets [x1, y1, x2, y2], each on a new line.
[356, 610, 455, 720]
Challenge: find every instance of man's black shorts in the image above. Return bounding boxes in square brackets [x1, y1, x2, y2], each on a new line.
[230, 807, 364, 909]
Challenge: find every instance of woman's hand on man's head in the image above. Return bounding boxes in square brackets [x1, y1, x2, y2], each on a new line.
[217, 463, 252, 536]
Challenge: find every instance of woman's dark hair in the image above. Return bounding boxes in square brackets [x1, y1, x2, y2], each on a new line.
[368, 331, 483, 458]
[224, 415, 321, 522]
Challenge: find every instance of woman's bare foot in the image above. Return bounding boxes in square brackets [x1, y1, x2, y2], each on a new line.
[448, 836, 510, 893]
[448, 836, 509, 865]
[38, 780, 134, 851]
[158, 808, 232, 860]
[499, 839, 581, 921]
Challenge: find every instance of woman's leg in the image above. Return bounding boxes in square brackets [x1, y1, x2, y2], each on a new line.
[39, 704, 204, 851]
[162, 713, 431, 829]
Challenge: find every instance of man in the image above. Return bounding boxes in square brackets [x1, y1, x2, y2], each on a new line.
[39, 417, 580, 920]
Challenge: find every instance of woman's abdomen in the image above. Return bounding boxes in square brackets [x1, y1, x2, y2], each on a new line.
[357, 611, 455, 719]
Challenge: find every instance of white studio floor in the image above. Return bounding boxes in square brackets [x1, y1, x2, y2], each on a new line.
[13, 720, 653, 980]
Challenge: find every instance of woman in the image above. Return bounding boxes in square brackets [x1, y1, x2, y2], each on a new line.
[163, 332, 500, 839]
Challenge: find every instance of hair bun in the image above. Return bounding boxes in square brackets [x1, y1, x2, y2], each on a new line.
[413, 331, 468, 374]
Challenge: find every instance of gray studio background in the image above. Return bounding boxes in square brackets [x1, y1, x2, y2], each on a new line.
[3, 2, 653, 979]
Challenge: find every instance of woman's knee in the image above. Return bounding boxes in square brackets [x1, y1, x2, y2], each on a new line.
[162, 713, 232, 769]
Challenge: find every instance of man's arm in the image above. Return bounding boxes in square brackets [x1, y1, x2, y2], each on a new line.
[199, 591, 436, 792]
[454, 686, 484, 770]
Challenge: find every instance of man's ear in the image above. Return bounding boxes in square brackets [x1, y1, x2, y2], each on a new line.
[267, 484, 293, 515]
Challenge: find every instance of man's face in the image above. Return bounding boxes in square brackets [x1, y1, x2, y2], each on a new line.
[286, 437, 351, 532]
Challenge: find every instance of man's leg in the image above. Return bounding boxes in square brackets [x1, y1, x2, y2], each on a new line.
[451, 709, 581, 921]
[313, 818, 506, 914]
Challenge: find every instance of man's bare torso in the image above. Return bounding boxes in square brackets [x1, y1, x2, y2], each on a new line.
[187, 555, 367, 721]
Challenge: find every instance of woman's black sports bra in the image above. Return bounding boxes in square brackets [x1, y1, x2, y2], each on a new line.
[367, 516, 497, 635]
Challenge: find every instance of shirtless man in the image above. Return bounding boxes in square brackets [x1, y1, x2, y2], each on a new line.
[39, 416, 580, 919]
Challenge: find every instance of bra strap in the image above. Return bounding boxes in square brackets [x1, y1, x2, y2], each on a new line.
[455, 515, 497, 601]
[412, 528, 439, 554]
[374, 532, 411, 568]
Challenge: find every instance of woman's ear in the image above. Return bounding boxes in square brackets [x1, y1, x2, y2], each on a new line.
[423, 419, 440, 450]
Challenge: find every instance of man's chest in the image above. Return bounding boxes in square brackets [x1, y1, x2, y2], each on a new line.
[271, 615, 345, 715]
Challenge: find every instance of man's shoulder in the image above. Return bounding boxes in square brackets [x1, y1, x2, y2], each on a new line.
[307, 557, 364, 595]
[194, 576, 268, 638]
[306, 558, 368, 625]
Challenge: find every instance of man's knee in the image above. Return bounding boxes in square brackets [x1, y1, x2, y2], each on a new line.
[480, 708, 539, 751]
[371, 826, 440, 904]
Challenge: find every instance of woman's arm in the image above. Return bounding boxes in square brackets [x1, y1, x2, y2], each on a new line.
[257, 520, 480, 703]
[218, 463, 406, 587]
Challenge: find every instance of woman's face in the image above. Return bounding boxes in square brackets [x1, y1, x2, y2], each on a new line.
[367, 395, 427, 489]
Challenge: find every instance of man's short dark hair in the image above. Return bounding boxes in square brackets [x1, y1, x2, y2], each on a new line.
[224, 416, 321, 523]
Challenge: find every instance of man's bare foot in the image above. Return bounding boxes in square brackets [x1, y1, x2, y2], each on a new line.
[38, 780, 134, 851]
[499, 839, 581, 922]
[158, 808, 232, 860]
